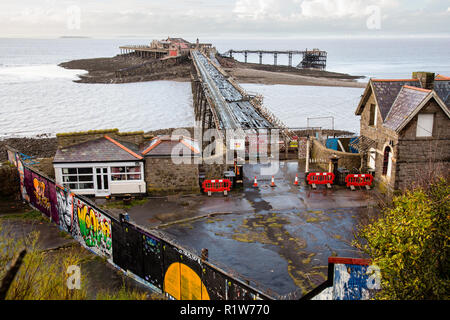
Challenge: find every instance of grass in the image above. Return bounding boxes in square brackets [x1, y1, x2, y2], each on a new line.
[101, 198, 149, 210]
[0, 210, 46, 222]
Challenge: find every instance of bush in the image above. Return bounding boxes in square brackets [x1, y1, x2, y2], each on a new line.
[354, 178, 450, 299]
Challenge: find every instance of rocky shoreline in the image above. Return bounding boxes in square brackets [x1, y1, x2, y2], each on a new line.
[59, 53, 366, 88]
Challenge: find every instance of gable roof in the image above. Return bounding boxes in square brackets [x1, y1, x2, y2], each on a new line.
[356, 76, 450, 118]
[53, 135, 143, 163]
[370, 79, 422, 120]
[433, 79, 450, 107]
[383, 86, 432, 132]
[141, 135, 200, 157]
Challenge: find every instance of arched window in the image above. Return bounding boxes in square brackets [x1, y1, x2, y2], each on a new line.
[382, 146, 391, 176]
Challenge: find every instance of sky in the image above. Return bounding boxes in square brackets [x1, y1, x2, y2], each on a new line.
[0, 0, 449, 38]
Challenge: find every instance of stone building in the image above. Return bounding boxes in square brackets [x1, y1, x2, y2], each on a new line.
[140, 135, 201, 194]
[354, 72, 450, 191]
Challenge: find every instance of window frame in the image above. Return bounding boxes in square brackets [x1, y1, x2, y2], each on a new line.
[368, 103, 377, 127]
[61, 167, 95, 190]
[416, 113, 434, 138]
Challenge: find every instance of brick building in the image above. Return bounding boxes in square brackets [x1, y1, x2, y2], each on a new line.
[354, 72, 450, 191]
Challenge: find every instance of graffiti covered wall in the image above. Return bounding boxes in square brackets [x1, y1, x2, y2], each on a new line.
[23, 167, 58, 223]
[8, 150, 273, 301]
[56, 185, 74, 233]
[311, 258, 380, 300]
[72, 197, 112, 260]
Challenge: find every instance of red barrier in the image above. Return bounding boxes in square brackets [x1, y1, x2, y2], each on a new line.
[307, 172, 335, 185]
[345, 174, 373, 187]
[202, 179, 232, 194]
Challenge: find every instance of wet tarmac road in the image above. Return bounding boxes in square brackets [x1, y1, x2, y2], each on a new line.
[128, 161, 376, 298]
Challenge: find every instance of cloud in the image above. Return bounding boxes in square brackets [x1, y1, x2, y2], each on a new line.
[233, 0, 302, 20]
[0, 0, 448, 37]
[300, 0, 365, 18]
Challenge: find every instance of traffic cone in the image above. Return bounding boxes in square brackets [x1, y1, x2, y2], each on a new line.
[294, 174, 299, 186]
[253, 176, 258, 187]
[270, 176, 276, 187]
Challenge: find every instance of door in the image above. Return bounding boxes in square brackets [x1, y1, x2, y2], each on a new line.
[95, 167, 110, 196]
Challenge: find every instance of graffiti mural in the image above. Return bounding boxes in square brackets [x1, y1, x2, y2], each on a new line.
[311, 258, 381, 300]
[162, 244, 210, 300]
[73, 197, 112, 259]
[16, 158, 30, 203]
[332, 263, 380, 300]
[56, 185, 74, 233]
[23, 167, 58, 222]
[14, 158, 274, 301]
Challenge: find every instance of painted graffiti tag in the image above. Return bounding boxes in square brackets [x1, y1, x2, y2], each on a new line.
[56, 186, 74, 233]
[33, 178, 50, 211]
[74, 200, 112, 258]
[17, 157, 29, 203]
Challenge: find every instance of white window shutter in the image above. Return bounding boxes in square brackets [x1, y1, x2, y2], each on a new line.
[416, 114, 434, 137]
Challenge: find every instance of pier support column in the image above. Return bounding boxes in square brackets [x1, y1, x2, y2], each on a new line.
[259, 52, 263, 64]
[274, 53, 277, 66]
[288, 52, 292, 67]
[244, 51, 248, 63]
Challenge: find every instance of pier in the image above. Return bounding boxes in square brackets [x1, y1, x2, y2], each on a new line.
[190, 49, 292, 148]
[222, 49, 327, 70]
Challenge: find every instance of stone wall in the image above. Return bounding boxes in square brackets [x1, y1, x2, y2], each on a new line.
[395, 99, 450, 190]
[359, 91, 398, 192]
[359, 88, 450, 192]
[144, 157, 200, 195]
[310, 138, 361, 172]
[56, 129, 147, 149]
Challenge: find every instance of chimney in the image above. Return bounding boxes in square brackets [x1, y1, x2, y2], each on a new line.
[412, 71, 435, 90]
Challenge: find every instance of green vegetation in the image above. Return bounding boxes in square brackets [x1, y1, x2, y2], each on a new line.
[56, 128, 119, 137]
[0, 226, 88, 300]
[0, 220, 162, 300]
[0, 209, 46, 222]
[355, 178, 450, 300]
[96, 285, 152, 300]
[101, 198, 149, 210]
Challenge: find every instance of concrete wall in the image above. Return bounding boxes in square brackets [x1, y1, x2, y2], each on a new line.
[310, 138, 361, 172]
[144, 157, 200, 194]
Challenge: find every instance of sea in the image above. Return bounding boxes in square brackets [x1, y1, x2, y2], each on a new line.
[1, 37, 449, 138]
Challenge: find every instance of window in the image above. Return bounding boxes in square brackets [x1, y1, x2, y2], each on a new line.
[111, 166, 142, 181]
[369, 104, 377, 127]
[62, 167, 94, 190]
[368, 148, 376, 170]
[382, 146, 392, 177]
[416, 113, 434, 137]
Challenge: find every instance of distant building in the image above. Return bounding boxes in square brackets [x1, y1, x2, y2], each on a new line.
[354, 72, 450, 191]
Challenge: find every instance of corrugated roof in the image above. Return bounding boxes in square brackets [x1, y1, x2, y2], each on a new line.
[383, 86, 430, 132]
[54, 136, 142, 163]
